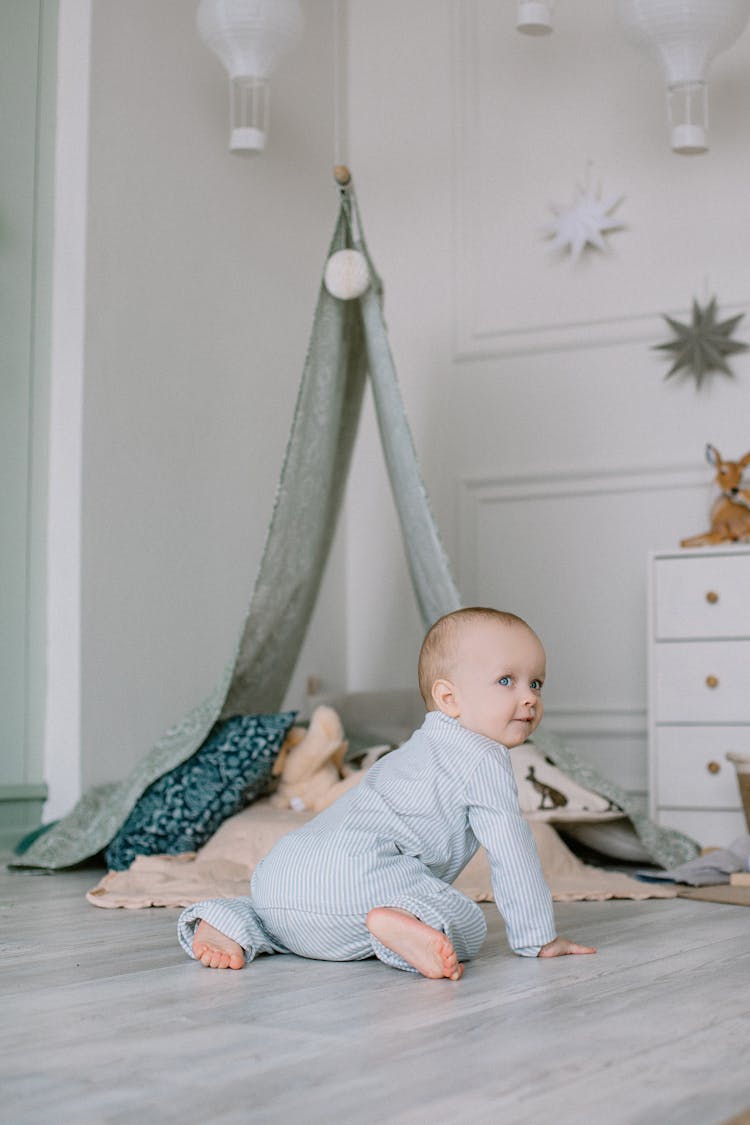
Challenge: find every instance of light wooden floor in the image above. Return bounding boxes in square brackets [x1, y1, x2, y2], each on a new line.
[2, 859, 750, 1125]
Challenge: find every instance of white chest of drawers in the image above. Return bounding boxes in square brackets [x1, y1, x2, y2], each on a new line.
[648, 546, 750, 848]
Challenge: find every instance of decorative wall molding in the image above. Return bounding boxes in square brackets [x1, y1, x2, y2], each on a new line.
[457, 461, 709, 592]
[543, 707, 645, 738]
[451, 0, 750, 361]
[540, 715, 647, 793]
[453, 303, 750, 363]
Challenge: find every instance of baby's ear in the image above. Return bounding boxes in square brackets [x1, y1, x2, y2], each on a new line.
[431, 678, 459, 717]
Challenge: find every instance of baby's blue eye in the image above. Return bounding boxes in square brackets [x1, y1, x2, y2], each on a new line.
[498, 676, 512, 686]
[531, 679, 543, 691]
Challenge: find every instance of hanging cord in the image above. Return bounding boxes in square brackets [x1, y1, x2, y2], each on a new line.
[330, 6, 374, 273]
[332, 0, 353, 256]
[332, 0, 352, 244]
[333, 0, 348, 173]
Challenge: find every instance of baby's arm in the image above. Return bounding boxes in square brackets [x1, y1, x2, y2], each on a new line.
[467, 753, 555, 955]
[466, 750, 595, 957]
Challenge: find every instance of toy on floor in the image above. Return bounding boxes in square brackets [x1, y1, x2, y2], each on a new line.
[681, 444, 750, 547]
[270, 705, 389, 814]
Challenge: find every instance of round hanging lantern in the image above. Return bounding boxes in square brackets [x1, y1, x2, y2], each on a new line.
[324, 250, 371, 301]
[617, 0, 750, 154]
[196, 0, 304, 153]
[516, 1, 554, 36]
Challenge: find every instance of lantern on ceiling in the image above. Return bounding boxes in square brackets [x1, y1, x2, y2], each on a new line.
[196, 0, 304, 153]
[516, 1, 554, 36]
[617, 0, 750, 154]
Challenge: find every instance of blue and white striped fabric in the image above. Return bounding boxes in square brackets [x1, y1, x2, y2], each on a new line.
[178, 711, 556, 968]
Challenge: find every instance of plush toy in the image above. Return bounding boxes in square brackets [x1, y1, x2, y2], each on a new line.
[681, 444, 750, 547]
[270, 705, 389, 814]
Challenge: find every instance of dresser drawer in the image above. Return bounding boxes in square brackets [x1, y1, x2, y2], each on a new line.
[653, 554, 750, 639]
[656, 808, 749, 849]
[654, 726, 747, 808]
[653, 640, 750, 723]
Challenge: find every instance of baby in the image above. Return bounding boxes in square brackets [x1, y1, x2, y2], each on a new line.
[178, 607, 595, 978]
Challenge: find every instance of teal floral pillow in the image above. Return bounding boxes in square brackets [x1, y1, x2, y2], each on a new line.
[104, 711, 296, 871]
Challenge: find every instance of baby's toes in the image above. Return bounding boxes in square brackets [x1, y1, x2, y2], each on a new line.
[440, 947, 461, 976]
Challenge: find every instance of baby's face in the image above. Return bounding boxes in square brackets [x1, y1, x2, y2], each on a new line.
[435, 619, 546, 748]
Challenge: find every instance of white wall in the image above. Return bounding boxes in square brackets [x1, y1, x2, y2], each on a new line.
[46, 0, 348, 807]
[45, 0, 750, 812]
[345, 0, 750, 794]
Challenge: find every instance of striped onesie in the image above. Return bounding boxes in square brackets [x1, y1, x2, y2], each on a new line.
[178, 710, 556, 970]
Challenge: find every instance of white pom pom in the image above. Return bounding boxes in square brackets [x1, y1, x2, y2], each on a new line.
[324, 249, 370, 300]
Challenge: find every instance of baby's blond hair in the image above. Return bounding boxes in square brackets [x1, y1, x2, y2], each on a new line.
[417, 607, 533, 708]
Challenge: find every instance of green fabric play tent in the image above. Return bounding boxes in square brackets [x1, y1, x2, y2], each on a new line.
[11, 177, 699, 873]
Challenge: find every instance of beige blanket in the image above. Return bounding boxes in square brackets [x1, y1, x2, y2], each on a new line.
[86, 799, 676, 909]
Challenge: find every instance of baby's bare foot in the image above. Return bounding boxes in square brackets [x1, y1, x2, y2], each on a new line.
[193, 920, 245, 970]
[366, 906, 464, 980]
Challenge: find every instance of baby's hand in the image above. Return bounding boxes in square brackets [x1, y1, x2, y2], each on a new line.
[538, 935, 596, 957]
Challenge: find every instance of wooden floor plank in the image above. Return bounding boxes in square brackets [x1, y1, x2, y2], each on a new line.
[2, 862, 749, 1124]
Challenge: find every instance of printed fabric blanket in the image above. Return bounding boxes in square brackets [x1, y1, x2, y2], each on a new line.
[85, 798, 677, 910]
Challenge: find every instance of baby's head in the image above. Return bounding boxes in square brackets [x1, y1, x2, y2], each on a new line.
[418, 607, 546, 748]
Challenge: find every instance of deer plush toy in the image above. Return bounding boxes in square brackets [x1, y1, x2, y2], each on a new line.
[681, 444, 750, 547]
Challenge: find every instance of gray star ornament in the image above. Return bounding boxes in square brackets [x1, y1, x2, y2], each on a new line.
[654, 297, 748, 388]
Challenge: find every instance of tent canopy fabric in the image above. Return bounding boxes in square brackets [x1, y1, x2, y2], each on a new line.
[220, 183, 461, 720]
[11, 179, 462, 871]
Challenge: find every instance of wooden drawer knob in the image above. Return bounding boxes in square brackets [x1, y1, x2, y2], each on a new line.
[707, 760, 721, 775]
[705, 675, 719, 689]
[705, 590, 719, 604]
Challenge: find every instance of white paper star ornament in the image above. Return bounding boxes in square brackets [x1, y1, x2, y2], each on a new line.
[543, 186, 625, 264]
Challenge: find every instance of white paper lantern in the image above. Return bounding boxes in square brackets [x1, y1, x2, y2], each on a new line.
[324, 250, 371, 301]
[196, 0, 304, 153]
[617, 0, 750, 153]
